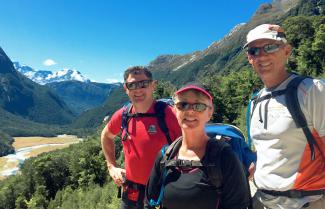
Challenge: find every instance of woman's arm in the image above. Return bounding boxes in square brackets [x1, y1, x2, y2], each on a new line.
[144, 151, 164, 209]
[220, 146, 251, 209]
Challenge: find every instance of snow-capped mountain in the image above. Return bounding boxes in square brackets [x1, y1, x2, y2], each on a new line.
[13, 62, 90, 85]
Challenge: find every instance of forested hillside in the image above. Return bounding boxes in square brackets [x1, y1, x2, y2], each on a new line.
[0, 48, 94, 155]
[72, 86, 128, 129]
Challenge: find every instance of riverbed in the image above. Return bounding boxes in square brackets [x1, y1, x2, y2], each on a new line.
[0, 135, 82, 179]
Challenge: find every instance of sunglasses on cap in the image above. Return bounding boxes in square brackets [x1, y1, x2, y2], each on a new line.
[175, 102, 211, 112]
[247, 44, 283, 56]
[125, 80, 152, 90]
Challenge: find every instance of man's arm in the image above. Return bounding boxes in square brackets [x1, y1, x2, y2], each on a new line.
[101, 125, 126, 186]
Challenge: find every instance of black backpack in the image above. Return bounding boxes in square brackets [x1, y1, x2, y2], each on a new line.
[120, 99, 173, 145]
[247, 75, 321, 160]
[149, 136, 253, 209]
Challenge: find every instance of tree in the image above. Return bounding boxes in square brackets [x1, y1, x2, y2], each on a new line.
[283, 16, 314, 49]
[312, 24, 325, 72]
[25, 186, 49, 209]
[32, 154, 70, 199]
[153, 80, 176, 99]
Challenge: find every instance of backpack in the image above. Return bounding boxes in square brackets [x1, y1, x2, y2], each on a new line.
[149, 123, 255, 209]
[120, 99, 173, 145]
[205, 123, 257, 175]
[247, 75, 321, 161]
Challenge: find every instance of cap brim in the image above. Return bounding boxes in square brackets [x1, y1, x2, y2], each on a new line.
[175, 85, 213, 102]
[244, 37, 287, 48]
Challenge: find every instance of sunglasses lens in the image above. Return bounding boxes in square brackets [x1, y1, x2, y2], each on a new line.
[193, 103, 207, 112]
[248, 44, 282, 56]
[141, 80, 150, 88]
[126, 82, 137, 90]
[247, 47, 259, 56]
[264, 44, 280, 53]
[176, 102, 209, 112]
[176, 102, 189, 111]
[126, 80, 152, 90]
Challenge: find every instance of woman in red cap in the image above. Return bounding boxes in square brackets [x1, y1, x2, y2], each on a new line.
[145, 83, 250, 209]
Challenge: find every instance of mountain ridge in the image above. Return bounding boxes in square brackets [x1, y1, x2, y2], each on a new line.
[14, 62, 91, 85]
[148, 0, 304, 85]
[75, 0, 325, 129]
[13, 62, 121, 115]
[47, 81, 121, 115]
[0, 47, 75, 125]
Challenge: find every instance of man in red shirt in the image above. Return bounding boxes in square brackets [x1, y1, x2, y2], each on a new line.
[101, 66, 181, 209]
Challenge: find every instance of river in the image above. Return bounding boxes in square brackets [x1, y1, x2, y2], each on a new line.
[0, 135, 81, 178]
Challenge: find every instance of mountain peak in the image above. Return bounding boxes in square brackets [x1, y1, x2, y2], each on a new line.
[14, 62, 90, 85]
[204, 23, 246, 55]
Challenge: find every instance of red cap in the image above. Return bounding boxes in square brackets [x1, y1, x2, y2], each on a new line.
[175, 84, 213, 102]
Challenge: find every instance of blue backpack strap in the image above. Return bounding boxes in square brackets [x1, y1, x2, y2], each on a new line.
[121, 103, 133, 141]
[154, 101, 173, 145]
[149, 137, 182, 208]
[246, 91, 259, 149]
[285, 76, 321, 161]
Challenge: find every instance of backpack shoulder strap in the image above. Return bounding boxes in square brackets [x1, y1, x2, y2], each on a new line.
[155, 101, 173, 145]
[160, 137, 183, 169]
[204, 139, 229, 190]
[149, 137, 182, 208]
[246, 86, 287, 146]
[121, 103, 133, 141]
[285, 76, 320, 161]
[286, 76, 308, 128]
[246, 91, 260, 149]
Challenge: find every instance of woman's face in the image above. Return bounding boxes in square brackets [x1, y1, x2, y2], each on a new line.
[173, 90, 213, 131]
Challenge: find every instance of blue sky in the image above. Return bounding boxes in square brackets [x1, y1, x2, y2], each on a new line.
[0, 0, 271, 83]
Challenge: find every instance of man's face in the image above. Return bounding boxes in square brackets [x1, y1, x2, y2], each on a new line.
[124, 73, 156, 104]
[247, 39, 291, 87]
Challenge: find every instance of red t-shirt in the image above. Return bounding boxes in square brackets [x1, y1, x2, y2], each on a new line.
[107, 101, 182, 185]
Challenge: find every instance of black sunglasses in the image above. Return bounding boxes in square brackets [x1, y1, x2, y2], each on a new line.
[175, 102, 211, 112]
[247, 44, 283, 56]
[125, 80, 152, 90]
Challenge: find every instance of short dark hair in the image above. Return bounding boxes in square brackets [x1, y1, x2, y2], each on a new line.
[123, 66, 153, 82]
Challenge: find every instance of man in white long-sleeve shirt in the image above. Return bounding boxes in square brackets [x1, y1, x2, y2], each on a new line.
[245, 24, 325, 209]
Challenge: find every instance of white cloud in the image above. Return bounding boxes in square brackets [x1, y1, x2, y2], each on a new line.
[106, 78, 121, 84]
[43, 59, 57, 66]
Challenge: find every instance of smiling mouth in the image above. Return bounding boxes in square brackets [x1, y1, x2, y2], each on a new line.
[184, 118, 197, 123]
[259, 62, 272, 68]
[134, 94, 144, 98]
